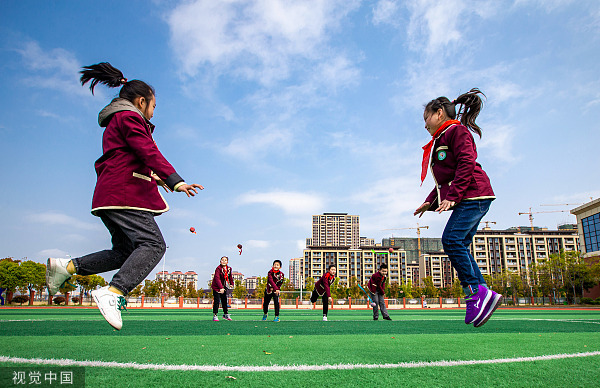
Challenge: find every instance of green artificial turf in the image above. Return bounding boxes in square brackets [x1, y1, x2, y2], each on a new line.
[1, 308, 599, 387]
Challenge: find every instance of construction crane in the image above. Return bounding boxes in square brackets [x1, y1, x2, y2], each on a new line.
[518, 207, 570, 228]
[482, 221, 496, 229]
[382, 223, 429, 258]
[540, 203, 583, 207]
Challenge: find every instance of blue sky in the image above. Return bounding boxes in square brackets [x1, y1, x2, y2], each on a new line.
[1, 0, 599, 287]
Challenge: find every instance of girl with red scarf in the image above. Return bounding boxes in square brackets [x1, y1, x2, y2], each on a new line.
[414, 89, 502, 328]
[310, 265, 336, 321]
[262, 260, 285, 322]
[211, 256, 233, 321]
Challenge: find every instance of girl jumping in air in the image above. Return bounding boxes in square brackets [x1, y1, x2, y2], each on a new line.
[310, 265, 336, 321]
[46, 62, 203, 330]
[414, 88, 502, 328]
[211, 256, 233, 321]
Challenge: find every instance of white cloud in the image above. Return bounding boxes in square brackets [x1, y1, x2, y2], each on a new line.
[222, 124, 293, 162]
[372, 0, 401, 26]
[406, 0, 467, 55]
[16, 41, 90, 97]
[28, 211, 101, 231]
[296, 239, 307, 251]
[478, 124, 519, 164]
[246, 240, 270, 248]
[513, 0, 575, 13]
[37, 248, 70, 258]
[238, 190, 326, 215]
[166, 0, 360, 85]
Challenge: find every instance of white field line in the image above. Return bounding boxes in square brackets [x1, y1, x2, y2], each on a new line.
[2, 318, 600, 323]
[1, 351, 600, 372]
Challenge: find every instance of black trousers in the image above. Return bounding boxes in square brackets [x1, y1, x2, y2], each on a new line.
[310, 289, 329, 316]
[74, 209, 166, 294]
[213, 290, 228, 315]
[263, 291, 280, 315]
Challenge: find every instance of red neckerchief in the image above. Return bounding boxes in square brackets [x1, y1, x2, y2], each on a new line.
[222, 265, 229, 282]
[325, 273, 334, 284]
[421, 120, 460, 185]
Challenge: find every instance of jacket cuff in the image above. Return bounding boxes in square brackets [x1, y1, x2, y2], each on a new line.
[165, 172, 184, 191]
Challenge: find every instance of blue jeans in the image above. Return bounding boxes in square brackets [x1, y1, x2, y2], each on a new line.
[73, 209, 166, 294]
[442, 199, 492, 289]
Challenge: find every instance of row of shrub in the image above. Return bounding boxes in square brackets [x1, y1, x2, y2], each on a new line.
[7, 295, 81, 305]
[580, 297, 600, 305]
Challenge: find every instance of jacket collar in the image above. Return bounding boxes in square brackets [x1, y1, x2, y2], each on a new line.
[98, 98, 155, 131]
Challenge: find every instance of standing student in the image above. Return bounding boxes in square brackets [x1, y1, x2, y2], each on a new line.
[414, 88, 502, 328]
[212, 256, 233, 321]
[310, 265, 336, 321]
[45, 62, 203, 330]
[368, 264, 391, 321]
[262, 260, 285, 322]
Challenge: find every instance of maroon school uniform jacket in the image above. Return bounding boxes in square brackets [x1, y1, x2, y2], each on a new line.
[314, 273, 335, 298]
[425, 123, 495, 209]
[368, 271, 386, 295]
[266, 269, 285, 294]
[211, 265, 233, 292]
[91, 98, 184, 215]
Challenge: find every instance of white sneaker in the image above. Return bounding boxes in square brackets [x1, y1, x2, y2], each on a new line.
[46, 258, 72, 295]
[92, 286, 127, 330]
[323, 316, 328, 321]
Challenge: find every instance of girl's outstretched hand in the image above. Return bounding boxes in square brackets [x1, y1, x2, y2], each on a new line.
[414, 202, 430, 218]
[176, 183, 204, 197]
[435, 199, 456, 213]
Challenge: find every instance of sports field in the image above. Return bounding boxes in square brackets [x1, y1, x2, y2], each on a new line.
[1, 308, 599, 387]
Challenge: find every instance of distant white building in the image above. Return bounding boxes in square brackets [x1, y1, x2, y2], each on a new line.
[156, 270, 198, 289]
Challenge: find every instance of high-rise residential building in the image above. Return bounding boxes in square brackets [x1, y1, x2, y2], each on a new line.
[289, 258, 303, 288]
[231, 271, 244, 284]
[308, 213, 361, 249]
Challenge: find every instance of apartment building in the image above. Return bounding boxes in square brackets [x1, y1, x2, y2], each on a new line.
[156, 270, 198, 289]
[308, 213, 361, 249]
[289, 258, 303, 288]
[243, 276, 260, 292]
[232, 271, 244, 284]
[472, 227, 579, 277]
[302, 247, 404, 286]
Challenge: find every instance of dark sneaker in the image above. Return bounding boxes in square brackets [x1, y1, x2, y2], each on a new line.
[383, 316, 392, 321]
[464, 286, 491, 324]
[373, 317, 378, 320]
[473, 290, 502, 328]
[262, 314, 268, 321]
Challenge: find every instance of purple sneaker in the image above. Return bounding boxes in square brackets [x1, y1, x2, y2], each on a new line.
[473, 290, 502, 328]
[464, 286, 491, 324]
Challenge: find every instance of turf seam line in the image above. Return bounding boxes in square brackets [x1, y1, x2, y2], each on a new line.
[2, 351, 600, 372]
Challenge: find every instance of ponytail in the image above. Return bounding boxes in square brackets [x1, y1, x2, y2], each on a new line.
[80, 62, 155, 103]
[453, 88, 485, 137]
[424, 88, 486, 137]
